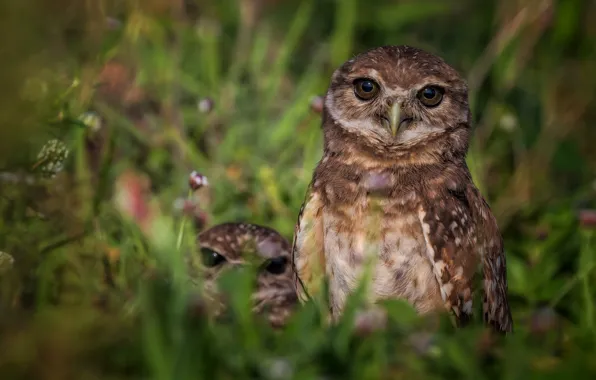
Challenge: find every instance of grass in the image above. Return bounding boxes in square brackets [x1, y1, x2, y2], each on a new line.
[1, 0, 596, 378]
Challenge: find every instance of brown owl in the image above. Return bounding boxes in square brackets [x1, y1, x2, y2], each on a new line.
[291, 45, 513, 333]
[193, 222, 298, 328]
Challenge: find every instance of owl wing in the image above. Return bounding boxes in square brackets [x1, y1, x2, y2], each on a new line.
[469, 186, 514, 333]
[291, 182, 325, 303]
[418, 183, 513, 333]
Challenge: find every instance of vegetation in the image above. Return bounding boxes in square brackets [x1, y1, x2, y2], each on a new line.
[1, 0, 596, 378]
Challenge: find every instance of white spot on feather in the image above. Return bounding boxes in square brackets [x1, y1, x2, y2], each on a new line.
[354, 233, 365, 256]
[434, 260, 446, 277]
[418, 207, 452, 303]
[440, 283, 454, 302]
[455, 266, 464, 278]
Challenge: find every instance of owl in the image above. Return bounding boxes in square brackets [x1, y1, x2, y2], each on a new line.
[193, 222, 298, 328]
[291, 45, 513, 333]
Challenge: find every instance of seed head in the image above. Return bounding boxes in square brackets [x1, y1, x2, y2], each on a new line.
[35, 139, 69, 178]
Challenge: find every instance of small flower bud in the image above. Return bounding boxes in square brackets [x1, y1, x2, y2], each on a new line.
[353, 306, 387, 336]
[193, 210, 209, 231]
[105, 17, 122, 30]
[529, 306, 558, 336]
[579, 209, 596, 228]
[264, 358, 294, 380]
[363, 172, 393, 193]
[173, 198, 197, 215]
[189, 171, 209, 191]
[79, 111, 102, 132]
[198, 97, 214, 114]
[408, 332, 437, 356]
[0, 251, 14, 274]
[310, 95, 324, 113]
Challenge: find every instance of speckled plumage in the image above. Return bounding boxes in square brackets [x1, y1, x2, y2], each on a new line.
[194, 222, 298, 328]
[291, 45, 513, 333]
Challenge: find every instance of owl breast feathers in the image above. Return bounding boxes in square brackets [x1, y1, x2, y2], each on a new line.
[291, 45, 513, 333]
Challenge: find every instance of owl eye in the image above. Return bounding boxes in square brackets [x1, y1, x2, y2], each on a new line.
[200, 247, 227, 267]
[353, 78, 380, 100]
[263, 256, 287, 275]
[417, 86, 444, 107]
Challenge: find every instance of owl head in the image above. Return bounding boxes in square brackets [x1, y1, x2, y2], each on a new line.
[323, 45, 471, 159]
[192, 222, 297, 327]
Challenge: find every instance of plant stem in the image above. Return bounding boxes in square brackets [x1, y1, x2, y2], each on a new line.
[176, 189, 193, 251]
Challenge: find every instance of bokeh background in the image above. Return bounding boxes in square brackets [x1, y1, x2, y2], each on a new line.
[1, 0, 596, 378]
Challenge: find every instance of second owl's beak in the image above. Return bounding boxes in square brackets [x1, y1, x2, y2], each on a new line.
[388, 102, 413, 137]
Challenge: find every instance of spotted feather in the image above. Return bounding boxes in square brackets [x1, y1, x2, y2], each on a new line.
[419, 183, 513, 333]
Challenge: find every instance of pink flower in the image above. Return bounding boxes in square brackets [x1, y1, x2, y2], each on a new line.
[114, 170, 153, 233]
[310, 95, 324, 113]
[189, 171, 209, 191]
[579, 209, 596, 228]
[197, 97, 214, 114]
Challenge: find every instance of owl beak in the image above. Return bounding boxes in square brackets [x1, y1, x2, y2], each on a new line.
[389, 103, 401, 137]
[388, 102, 413, 137]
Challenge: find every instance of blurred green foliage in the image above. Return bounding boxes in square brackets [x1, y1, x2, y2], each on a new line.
[1, 0, 596, 378]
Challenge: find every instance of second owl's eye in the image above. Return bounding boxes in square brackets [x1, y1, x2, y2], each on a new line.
[417, 86, 444, 107]
[263, 257, 287, 275]
[353, 78, 380, 100]
[200, 247, 227, 268]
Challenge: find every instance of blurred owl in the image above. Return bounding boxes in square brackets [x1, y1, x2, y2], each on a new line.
[291, 45, 513, 333]
[193, 222, 298, 328]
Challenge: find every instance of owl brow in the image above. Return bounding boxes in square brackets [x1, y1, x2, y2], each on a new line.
[346, 67, 381, 80]
[350, 75, 376, 83]
[415, 80, 450, 90]
[262, 255, 284, 263]
[205, 246, 227, 258]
